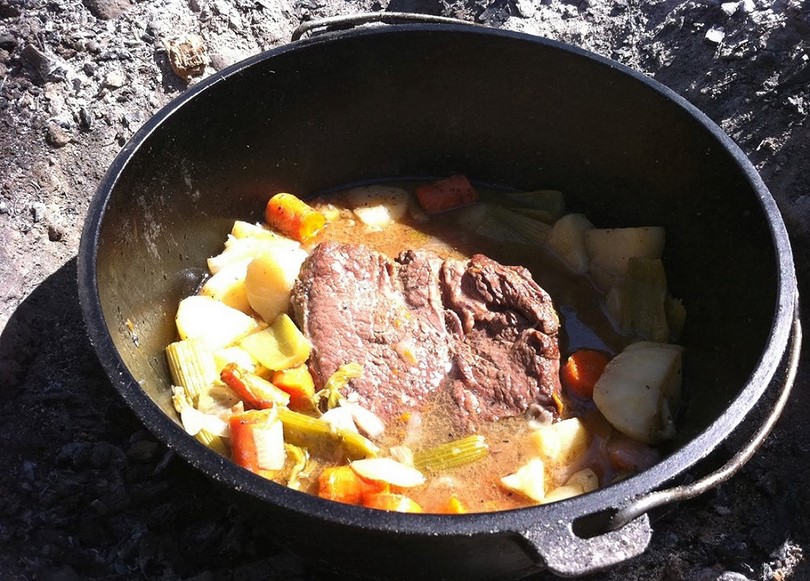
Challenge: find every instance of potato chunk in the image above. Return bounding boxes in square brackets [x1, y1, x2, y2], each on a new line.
[500, 458, 546, 503]
[208, 236, 300, 274]
[244, 246, 308, 323]
[200, 261, 251, 313]
[345, 185, 410, 228]
[592, 342, 683, 444]
[175, 295, 260, 349]
[528, 417, 590, 465]
[585, 227, 665, 289]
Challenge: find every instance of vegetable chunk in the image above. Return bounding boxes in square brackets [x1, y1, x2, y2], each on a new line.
[175, 295, 260, 349]
[415, 175, 479, 214]
[265, 193, 326, 242]
[561, 349, 611, 400]
[345, 185, 410, 228]
[585, 227, 665, 289]
[592, 342, 684, 444]
[529, 417, 590, 465]
[239, 314, 312, 371]
[244, 246, 308, 322]
[546, 213, 593, 274]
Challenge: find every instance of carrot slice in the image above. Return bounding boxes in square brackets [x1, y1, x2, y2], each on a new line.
[264, 192, 326, 242]
[415, 175, 479, 214]
[362, 492, 423, 513]
[272, 365, 316, 412]
[221, 362, 290, 409]
[438, 494, 467, 514]
[229, 408, 276, 473]
[561, 349, 611, 400]
[317, 465, 386, 505]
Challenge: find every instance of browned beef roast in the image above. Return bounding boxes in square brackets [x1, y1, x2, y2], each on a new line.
[290, 241, 561, 429]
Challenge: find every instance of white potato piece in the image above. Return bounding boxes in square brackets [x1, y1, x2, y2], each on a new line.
[592, 342, 684, 444]
[244, 246, 308, 323]
[528, 417, 590, 466]
[200, 261, 251, 313]
[585, 227, 665, 289]
[175, 295, 260, 349]
[208, 236, 301, 274]
[546, 213, 593, 274]
[350, 458, 426, 488]
[345, 185, 410, 228]
[500, 458, 546, 502]
[230, 220, 286, 241]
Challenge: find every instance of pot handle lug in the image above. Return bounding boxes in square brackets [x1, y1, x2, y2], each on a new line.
[609, 308, 802, 531]
[519, 513, 652, 577]
[292, 12, 480, 41]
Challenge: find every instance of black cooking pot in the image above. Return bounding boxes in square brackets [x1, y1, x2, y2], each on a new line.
[78, 16, 801, 580]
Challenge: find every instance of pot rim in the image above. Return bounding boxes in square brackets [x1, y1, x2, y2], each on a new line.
[78, 23, 798, 539]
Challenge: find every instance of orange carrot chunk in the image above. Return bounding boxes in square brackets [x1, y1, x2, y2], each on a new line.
[221, 363, 290, 409]
[362, 492, 424, 513]
[317, 465, 386, 505]
[229, 408, 275, 474]
[265, 192, 326, 242]
[415, 175, 479, 214]
[272, 365, 316, 412]
[438, 495, 467, 514]
[561, 349, 611, 400]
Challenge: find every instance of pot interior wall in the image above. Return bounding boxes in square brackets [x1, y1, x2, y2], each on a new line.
[95, 28, 777, 463]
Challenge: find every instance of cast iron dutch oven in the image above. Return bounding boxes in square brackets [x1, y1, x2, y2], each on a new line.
[78, 15, 801, 580]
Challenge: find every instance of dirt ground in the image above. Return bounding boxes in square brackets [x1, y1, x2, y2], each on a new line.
[1, 0, 809, 579]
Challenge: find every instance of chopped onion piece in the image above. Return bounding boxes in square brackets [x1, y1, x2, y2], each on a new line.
[179, 405, 230, 438]
[253, 420, 286, 471]
[321, 406, 358, 434]
[348, 403, 386, 440]
[350, 458, 426, 488]
[500, 458, 545, 502]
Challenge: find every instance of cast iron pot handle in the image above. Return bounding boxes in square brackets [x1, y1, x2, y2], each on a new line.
[520, 309, 801, 577]
[291, 12, 480, 41]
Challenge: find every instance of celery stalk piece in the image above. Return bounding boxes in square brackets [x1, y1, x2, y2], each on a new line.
[195, 429, 230, 457]
[239, 313, 312, 371]
[489, 206, 553, 244]
[166, 339, 219, 405]
[312, 362, 363, 411]
[500, 189, 565, 223]
[278, 408, 379, 460]
[620, 257, 670, 343]
[285, 444, 310, 490]
[413, 435, 489, 472]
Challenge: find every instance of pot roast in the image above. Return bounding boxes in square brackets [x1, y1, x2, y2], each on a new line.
[291, 241, 562, 429]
